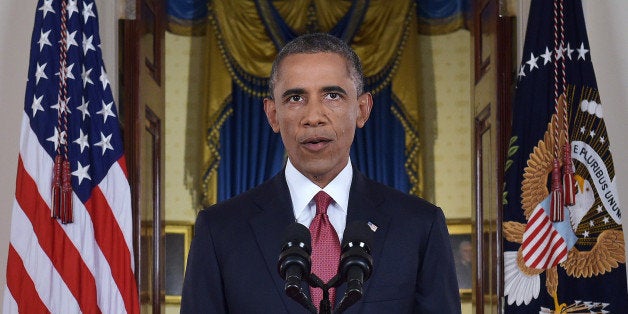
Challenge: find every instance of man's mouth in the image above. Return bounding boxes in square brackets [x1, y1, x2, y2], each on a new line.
[301, 137, 331, 151]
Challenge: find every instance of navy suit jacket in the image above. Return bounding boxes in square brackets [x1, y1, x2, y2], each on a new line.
[181, 169, 461, 313]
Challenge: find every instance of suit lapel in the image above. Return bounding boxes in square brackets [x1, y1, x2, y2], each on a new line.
[248, 172, 304, 312]
[335, 170, 391, 309]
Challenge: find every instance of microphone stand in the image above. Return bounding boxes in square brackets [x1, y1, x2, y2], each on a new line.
[298, 272, 363, 314]
[307, 274, 338, 314]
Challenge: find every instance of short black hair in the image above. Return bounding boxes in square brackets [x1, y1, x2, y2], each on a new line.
[268, 33, 364, 99]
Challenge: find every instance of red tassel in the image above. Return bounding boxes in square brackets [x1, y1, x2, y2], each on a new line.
[61, 159, 73, 224]
[52, 155, 63, 219]
[550, 158, 564, 222]
[562, 143, 576, 206]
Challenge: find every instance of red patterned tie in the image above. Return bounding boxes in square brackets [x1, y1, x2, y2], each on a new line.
[309, 191, 340, 310]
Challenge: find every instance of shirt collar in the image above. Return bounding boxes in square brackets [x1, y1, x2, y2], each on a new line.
[285, 158, 352, 217]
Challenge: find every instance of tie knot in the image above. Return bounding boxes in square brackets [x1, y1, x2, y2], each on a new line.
[314, 191, 333, 215]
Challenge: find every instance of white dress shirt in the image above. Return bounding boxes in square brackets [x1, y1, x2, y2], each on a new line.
[285, 158, 352, 242]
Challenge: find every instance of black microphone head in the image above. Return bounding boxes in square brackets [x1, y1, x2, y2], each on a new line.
[341, 221, 374, 253]
[281, 222, 311, 254]
[278, 222, 312, 280]
[339, 221, 374, 282]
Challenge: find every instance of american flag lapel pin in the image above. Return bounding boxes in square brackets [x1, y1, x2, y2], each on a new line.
[367, 221, 378, 232]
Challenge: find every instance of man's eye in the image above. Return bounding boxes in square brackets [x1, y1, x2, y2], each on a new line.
[326, 93, 340, 100]
[288, 95, 303, 102]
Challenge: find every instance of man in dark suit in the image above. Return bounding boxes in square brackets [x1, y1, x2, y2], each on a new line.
[181, 33, 461, 313]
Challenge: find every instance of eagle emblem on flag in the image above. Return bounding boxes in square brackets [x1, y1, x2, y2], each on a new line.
[503, 91, 624, 312]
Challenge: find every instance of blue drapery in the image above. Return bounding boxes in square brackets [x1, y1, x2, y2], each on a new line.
[214, 1, 410, 201]
[351, 85, 409, 191]
[217, 83, 285, 201]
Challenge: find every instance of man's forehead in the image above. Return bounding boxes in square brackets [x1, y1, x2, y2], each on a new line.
[274, 53, 355, 90]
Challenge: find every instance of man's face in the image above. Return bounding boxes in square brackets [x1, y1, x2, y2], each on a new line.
[264, 52, 372, 187]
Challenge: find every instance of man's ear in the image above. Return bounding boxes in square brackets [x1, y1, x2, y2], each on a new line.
[263, 98, 280, 133]
[356, 92, 373, 128]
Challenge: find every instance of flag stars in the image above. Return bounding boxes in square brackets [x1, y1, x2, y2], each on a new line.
[555, 44, 565, 60]
[580, 126, 586, 134]
[51, 98, 72, 114]
[94, 132, 114, 155]
[596, 205, 603, 213]
[77, 97, 90, 120]
[600, 136, 606, 144]
[603, 217, 610, 224]
[66, 0, 79, 19]
[73, 129, 89, 153]
[35, 62, 48, 85]
[83, 34, 96, 55]
[518, 64, 526, 78]
[64, 30, 79, 51]
[38, 0, 55, 19]
[46, 128, 67, 151]
[589, 220, 594, 227]
[31, 95, 45, 117]
[589, 130, 596, 138]
[97, 100, 116, 123]
[540, 47, 552, 65]
[72, 161, 91, 185]
[577, 42, 589, 60]
[565, 43, 574, 60]
[82, 2, 96, 23]
[582, 230, 590, 238]
[38, 29, 52, 52]
[56, 63, 76, 80]
[82, 66, 93, 87]
[526, 53, 539, 72]
[100, 67, 110, 90]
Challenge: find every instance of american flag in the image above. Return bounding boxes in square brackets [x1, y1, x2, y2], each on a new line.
[3, 0, 139, 313]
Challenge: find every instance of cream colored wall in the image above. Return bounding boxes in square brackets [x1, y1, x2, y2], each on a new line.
[418, 30, 473, 220]
[164, 31, 207, 313]
[0, 0, 32, 297]
[164, 32, 207, 223]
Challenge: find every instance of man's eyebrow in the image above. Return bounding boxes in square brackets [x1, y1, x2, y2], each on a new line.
[281, 88, 306, 99]
[321, 86, 347, 95]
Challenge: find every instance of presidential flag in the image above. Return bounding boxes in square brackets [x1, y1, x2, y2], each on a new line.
[502, 0, 628, 312]
[3, 0, 139, 313]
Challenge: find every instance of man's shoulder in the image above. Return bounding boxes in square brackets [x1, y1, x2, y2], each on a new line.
[356, 172, 440, 213]
[198, 173, 285, 221]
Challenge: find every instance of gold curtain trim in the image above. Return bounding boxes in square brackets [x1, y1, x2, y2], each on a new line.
[202, 95, 233, 206]
[390, 93, 422, 196]
[207, 10, 270, 97]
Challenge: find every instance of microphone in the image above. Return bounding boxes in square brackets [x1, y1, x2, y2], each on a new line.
[335, 221, 374, 313]
[277, 222, 317, 313]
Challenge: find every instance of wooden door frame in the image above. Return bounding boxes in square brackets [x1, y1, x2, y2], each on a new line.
[471, 0, 514, 312]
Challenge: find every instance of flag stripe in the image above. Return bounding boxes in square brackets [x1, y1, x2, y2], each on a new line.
[99, 158, 135, 266]
[87, 183, 138, 312]
[15, 156, 102, 314]
[9, 199, 81, 313]
[521, 206, 568, 269]
[6, 245, 50, 314]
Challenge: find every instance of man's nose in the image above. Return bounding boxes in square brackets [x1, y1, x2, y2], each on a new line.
[302, 100, 327, 127]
